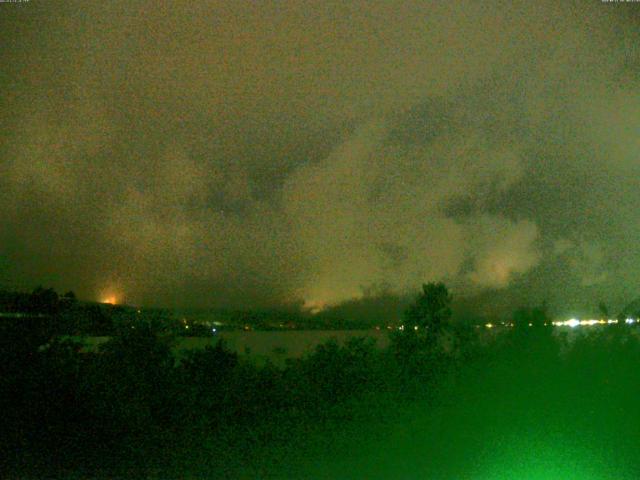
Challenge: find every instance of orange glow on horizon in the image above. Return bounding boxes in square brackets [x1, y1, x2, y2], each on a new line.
[101, 295, 118, 305]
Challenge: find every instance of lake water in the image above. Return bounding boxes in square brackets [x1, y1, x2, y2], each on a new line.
[178, 329, 390, 363]
[68, 329, 391, 363]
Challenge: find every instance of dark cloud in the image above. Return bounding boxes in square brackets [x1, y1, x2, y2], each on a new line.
[1, 1, 639, 314]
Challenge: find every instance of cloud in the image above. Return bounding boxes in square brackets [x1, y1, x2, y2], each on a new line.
[554, 240, 609, 288]
[283, 117, 537, 305]
[466, 218, 540, 289]
[0, 0, 638, 310]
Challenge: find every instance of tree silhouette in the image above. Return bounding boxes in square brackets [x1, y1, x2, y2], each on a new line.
[404, 282, 452, 333]
[598, 302, 609, 320]
[29, 286, 59, 314]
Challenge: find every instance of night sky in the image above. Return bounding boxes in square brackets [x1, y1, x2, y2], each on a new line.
[1, 1, 639, 315]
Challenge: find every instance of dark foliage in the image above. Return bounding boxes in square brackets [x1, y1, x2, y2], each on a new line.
[404, 282, 452, 333]
[3, 282, 576, 478]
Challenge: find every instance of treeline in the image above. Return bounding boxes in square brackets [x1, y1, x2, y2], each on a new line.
[0, 287, 76, 315]
[1, 282, 482, 478]
[5, 282, 640, 478]
[1, 323, 480, 478]
[5, 281, 610, 478]
[0, 287, 182, 337]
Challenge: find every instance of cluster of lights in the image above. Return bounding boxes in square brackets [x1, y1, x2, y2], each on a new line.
[481, 318, 639, 329]
[282, 317, 636, 332]
[393, 325, 424, 331]
[552, 318, 637, 328]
